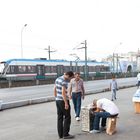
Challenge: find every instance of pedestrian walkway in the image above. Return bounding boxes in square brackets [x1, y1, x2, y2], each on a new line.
[0, 86, 139, 140]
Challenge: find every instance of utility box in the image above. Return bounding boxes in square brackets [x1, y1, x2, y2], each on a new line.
[81, 105, 94, 132]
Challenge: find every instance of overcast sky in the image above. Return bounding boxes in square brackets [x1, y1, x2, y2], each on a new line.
[0, 0, 140, 61]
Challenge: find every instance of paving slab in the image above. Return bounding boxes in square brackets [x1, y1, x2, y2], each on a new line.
[0, 87, 139, 140]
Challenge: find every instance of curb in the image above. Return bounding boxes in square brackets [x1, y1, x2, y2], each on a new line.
[0, 84, 136, 111]
[0, 96, 55, 111]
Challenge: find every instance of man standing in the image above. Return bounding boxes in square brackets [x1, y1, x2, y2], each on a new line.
[69, 72, 85, 121]
[90, 98, 119, 133]
[54, 71, 75, 139]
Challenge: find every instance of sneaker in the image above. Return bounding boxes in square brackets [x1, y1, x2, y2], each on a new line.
[76, 117, 80, 121]
[90, 129, 101, 133]
[63, 134, 75, 139]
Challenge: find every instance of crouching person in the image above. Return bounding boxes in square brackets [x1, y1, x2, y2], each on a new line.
[90, 98, 119, 133]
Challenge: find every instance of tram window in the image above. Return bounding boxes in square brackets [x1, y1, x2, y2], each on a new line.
[10, 66, 16, 73]
[76, 66, 80, 72]
[37, 65, 45, 75]
[100, 66, 103, 72]
[2, 64, 9, 73]
[50, 66, 57, 73]
[106, 66, 110, 71]
[101, 66, 106, 71]
[10, 66, 15, 74]
[53, 66, 57, 73]
[95, 66, 100, 72]
[60, 67, 64, 73]
[27, 66, 36, 73]
[79, 66, 84, 72]
[57, 65, 64, 74]
[88, 66, 92, 72]
[89, 66, 96, 72]
[18, 66, 27, 73]
[72, 66, 75, 71]
[45, 66, 51, 73]
[6, 66, 16, 74]
[72, 66, 76, 72]
[64, 66, 70, 72]
[6, 66, 11, 74]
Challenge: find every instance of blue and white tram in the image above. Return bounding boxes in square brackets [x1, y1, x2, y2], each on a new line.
[0, 58, 110, 81]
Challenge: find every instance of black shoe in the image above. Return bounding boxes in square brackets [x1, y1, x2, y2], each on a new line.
[63, 134, 75, 139]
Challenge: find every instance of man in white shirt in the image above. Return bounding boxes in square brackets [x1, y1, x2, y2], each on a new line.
[90, 98, 119, 133]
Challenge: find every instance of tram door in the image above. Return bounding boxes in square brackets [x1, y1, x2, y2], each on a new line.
[36, 65, 45, 79]
[83, 65, 89, 78]
[56, 65, 64, 77]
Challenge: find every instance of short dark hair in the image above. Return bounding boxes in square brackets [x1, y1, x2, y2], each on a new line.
[74, 72, 80, 75]
[112, 75, 115, 78]
[65, 71, 74, 77]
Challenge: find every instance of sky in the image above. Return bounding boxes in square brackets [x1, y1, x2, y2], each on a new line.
[0, 0, 140, 62]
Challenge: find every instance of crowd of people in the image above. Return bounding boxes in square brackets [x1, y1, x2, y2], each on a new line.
[54, 71, 119, 139]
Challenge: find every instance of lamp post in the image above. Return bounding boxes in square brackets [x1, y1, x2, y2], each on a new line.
[21, 24, 27, 58]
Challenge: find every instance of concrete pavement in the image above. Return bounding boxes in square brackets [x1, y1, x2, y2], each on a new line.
[0, 82, 135, 110]
[0, 86, 140, 140]
[0, 77, 137, 105]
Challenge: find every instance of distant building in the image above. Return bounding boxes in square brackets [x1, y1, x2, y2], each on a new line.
[103, 51, 139, 73]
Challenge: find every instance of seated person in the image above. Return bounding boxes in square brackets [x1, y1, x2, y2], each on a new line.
[90, 98, 119, 133]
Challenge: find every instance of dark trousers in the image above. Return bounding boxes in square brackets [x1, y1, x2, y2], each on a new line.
[56, 100, 71, 138]
[72, 92, 81, 117]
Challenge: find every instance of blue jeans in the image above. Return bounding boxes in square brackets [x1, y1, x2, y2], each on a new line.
[72, 92, 81, 117]
[93, 112, 111, 130]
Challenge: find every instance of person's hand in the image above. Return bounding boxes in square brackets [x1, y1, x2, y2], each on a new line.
[65, 103, 69, 110]
[90, 110, 95, 115]
[82, 95, 85, 100]
[69, 95, 72, 100]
